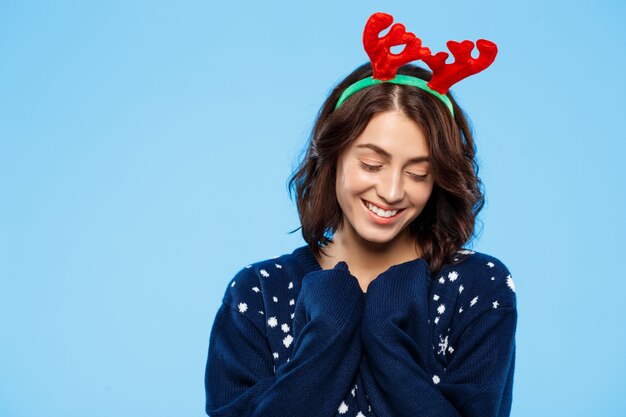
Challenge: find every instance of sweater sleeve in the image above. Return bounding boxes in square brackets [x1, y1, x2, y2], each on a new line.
[205, 261, 364, 417]
[359, 259, 462, 417]
[436, 306, 517, 416]
[359, 258, 517, 417]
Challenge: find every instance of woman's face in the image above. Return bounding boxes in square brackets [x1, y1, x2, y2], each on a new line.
[335, 110, 435, 246]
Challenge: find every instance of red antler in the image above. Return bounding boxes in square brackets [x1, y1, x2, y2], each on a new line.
[363, 12, 431, 81]
[422, 39, 498, 94]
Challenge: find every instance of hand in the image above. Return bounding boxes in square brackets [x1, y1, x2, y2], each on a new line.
[295, 261, 364, 331]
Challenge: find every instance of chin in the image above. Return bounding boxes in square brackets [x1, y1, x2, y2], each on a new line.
[356, 226, 407, 245]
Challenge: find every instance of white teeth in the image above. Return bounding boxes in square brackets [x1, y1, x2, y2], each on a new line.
[365, 201, 398, 218]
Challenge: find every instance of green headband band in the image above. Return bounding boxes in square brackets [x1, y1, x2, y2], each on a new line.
[334, 74, 454, 116]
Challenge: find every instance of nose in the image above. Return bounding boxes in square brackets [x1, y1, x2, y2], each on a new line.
[376, 168, 404, 205]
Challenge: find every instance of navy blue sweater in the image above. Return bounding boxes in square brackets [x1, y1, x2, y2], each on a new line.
[205, 245, 517, 416]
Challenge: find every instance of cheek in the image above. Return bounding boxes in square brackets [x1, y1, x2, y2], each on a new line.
[408, 184, 435, 207]
[338, 166, 372, 192]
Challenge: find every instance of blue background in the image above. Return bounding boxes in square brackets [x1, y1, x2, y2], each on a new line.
[1, 1, 624, 416]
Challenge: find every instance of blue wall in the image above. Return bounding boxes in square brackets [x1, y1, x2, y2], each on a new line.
[1, 0, 624, 415]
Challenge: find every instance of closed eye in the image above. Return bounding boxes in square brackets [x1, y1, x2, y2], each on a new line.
[359, 161, 381, 172]
[409, 173, 428, 182]
[360, 161, 428, 181]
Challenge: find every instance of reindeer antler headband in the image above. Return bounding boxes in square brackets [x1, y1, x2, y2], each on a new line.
[334, 12, 499, 116]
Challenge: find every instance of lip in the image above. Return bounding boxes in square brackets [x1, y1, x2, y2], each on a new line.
[361, 199, 404, 225]
[362, 199, 404, 211]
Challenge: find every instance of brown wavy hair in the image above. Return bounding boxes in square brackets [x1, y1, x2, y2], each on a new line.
[287, 62, 485, 277]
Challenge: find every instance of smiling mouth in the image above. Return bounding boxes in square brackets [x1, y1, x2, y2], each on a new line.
[361, 199, 405, 219]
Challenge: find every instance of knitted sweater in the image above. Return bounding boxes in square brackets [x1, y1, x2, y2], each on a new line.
[204, 245, 517, 417]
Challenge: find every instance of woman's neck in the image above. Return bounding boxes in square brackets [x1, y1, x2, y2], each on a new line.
[317, 225, 422, 272]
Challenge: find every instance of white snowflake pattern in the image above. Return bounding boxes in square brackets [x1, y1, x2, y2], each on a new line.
[260, 269, 270, 278]
[281, 323, 290, 333]
[288, 281, 293, 289]
[493, 301, 499, 309]
[434, 316, 440, 324]
[433, 375, 441, 384]
[437, 304, 446, 315]
[338, 401, 349, 414]
[273, 296, 278, 303]
[351, 384, 357, 396]
[237, 302, 248, 313]
[273, 352, 279, 359]
[507, 275, 516, 292]
[487, 261, 495, 268]
[245, 265, 252, 268]
[439, 277, 445, 284]
[252, 286, 260, 293]
[458, 249, 475, 255]
[290, 312, 294, 319]
[275, 263, 282, 269]
[289, 299, 295, 306]
[448, 271, 459, 282]
[283, 334, 293, 348]
[267, 317, 278, 327]
[470, 296, 478, 307]
[356, 412, 365, 417]
[437, 334, 449, 355]
[459, 284, 464, 294]
[231, 280, 236, 287]
[433, 294, 440, 301]
[258, 310, 264, 315]
[459, 307, 464, 313]
[448, 346, 454, 354]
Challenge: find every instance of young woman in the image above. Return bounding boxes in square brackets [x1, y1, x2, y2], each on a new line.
[205, 12, 517, 417]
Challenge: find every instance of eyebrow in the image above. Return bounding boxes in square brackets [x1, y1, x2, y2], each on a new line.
[355, 143, 430, 164]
